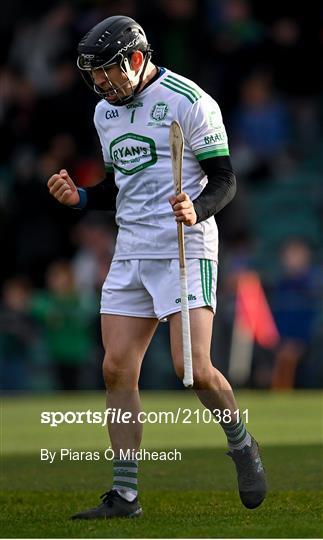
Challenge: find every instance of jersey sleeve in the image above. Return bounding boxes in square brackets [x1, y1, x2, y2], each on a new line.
[94, 104, 114, 173]
[180, 94, 230, 162]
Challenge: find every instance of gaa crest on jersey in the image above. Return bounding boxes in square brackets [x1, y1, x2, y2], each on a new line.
[148, 102, 169, 126]
[105, 109, 119, 120]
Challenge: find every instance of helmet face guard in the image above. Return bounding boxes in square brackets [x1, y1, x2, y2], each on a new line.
[77, 16, 152, 106]
[77, 52, 151, 105]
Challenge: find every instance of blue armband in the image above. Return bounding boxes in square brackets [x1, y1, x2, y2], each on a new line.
[72, 188, 88, 210]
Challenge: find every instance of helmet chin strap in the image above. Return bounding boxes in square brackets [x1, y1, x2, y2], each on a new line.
[122, 51, 152, 97]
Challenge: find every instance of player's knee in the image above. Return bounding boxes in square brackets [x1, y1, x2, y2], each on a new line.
[102, 355, 139, 389]
[192, 363, 213, 388]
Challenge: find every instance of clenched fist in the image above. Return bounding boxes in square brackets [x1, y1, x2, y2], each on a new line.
[169, 192, 197, 226]
[47, 169, 80, 206]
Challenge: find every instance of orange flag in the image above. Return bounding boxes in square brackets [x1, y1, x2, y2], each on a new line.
[236, 271, 279, 348]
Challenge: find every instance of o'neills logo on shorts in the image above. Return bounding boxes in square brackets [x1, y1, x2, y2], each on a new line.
[175, 294, 196, 304]
[109, 133, 157, 175]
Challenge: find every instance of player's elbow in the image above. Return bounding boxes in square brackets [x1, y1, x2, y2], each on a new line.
[228, 172, 237, 203]
[216, 172, 236, 214]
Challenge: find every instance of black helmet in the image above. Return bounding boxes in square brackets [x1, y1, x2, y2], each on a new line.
[77, 16, 150, 70]
[77, 15, 152, 105]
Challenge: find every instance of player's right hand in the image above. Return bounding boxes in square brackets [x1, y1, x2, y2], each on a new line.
[47, 169, 80, 206]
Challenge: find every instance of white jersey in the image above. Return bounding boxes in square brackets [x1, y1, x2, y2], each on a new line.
[93, 68, 230, 261]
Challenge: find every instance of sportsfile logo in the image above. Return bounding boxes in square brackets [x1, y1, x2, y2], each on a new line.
[40, 408, 249, 427]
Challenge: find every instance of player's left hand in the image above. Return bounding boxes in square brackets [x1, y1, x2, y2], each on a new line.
[169, 192, 197, 226]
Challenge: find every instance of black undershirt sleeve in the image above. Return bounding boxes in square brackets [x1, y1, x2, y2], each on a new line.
[192, 155, 236, 223]
[84, 172, 118, 211]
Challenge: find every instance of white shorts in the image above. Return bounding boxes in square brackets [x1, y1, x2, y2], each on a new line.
[100, 259, 217, 321]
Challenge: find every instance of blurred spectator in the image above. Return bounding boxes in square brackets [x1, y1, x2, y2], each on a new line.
[0, 68, 37, 162]
[264, 17, 320, 154]
[30, 260, 97, 389]
[148, 0, 203, 78]
[271, 239, 320, 389]
[266, 17, 319, 99]
[8, 3, 75, 96]
[211, 0, 264, 53]
[0, 277, 37, 390]
[10, 137, 81, 285]
[230, 71, 291, 180]
[204, 0, 266, 110]
[72, 213, 116, 294]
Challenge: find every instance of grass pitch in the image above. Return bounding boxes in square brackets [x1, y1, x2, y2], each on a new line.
[1, 390, 323, 538]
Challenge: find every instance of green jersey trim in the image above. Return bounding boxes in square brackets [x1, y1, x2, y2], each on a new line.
[200, 259, 212, 305]
[196, 148, 230, 161]
[195, 143, 228, 155]
[165, 74, 202, 100]
[160, 82, 198, 104]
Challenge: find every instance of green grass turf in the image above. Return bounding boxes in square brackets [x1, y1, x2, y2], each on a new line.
[1, 390, 323, 538]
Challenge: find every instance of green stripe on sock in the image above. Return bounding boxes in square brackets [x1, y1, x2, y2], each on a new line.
[114, 477, 138, 486]
[114, 461, 137, 468]
[225, 423, 244, 436]
[225, 421, 244, 433]
[113, 458, 138, 496]
[113, 480, 138, 490]
[222, 420, 247, 445]
[228, 427, 245, 443]
[113, 471, 138, 479]
[233, 430, 248, 446]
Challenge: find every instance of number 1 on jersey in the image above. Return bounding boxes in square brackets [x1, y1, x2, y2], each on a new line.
[130, 110, 136, 123]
